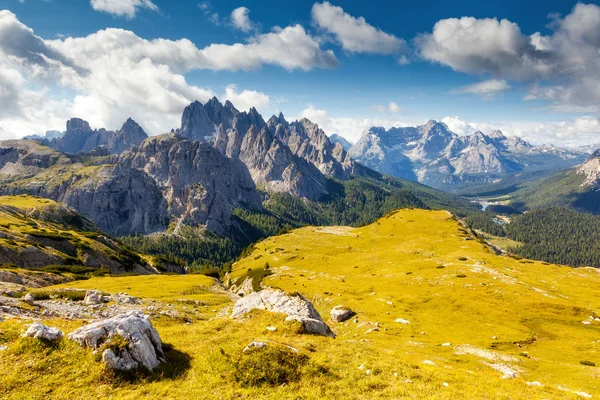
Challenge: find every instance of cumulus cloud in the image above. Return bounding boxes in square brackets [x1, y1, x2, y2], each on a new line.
[90, 0, 158, 19]
[450, 79, 511, 98]
[417, 3, 600, 112]
[0, 10, 336, 138]
[299, 105, 413, 142]
[442, 115, 600, 147]
[231, 7, 257, 32]
[223, 84, 270, 112]
[312, 2, 404, 54]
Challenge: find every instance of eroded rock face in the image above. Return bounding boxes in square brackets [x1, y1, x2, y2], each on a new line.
[231, 289, 335, 337]
[83, 290, 105, 306]
[68, 311, 165, 371]
[24, 322, 64, 342]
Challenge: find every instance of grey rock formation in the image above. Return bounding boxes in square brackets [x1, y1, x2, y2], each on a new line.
[123, 134, 262, 235]
[68, 311, 165, 371]
[84, 290, 105, 306]
[24, 322, 64, 342]
[179, 100, 216, 141]
[50, 117, 148, 155]
[22, 293, 35, 306]
[231, 289, 335, 337]
[329, 134, 353, 151]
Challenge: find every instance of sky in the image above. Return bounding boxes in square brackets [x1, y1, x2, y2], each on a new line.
[0, 0, 600, 147]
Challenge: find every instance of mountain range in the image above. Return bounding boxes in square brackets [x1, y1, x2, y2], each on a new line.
[348, 121, 587, 191]
[3, 98, 472, 239]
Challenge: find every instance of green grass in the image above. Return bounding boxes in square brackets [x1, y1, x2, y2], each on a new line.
[1, 209, 599, 399]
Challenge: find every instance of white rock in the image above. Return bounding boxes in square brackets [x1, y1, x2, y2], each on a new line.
[330, 305, 354, 322]
[68, 311, 164, 371]
[23, 322, 63, 342]
[395, 318, 410, 325]
[443, 382, 449, 387]
[422, 360, 436, 366]
[242, 341, 268, 353]
[265, 326, 277, 332]
[441, 342, 452, 347]
[231, 289, 335, 337]
[83, 290, 104, 306]
[0, 345, 7, 351]
[22, 293, 35, 306]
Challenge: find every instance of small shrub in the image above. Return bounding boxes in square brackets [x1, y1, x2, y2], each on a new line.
[456, 274, 467, 278]
[233, 346, 310, 387]
[436, 265, 445, 269]
[32, 289, 86, 302]
[580, 360, 596, 367]
[458, 257, 468, 261]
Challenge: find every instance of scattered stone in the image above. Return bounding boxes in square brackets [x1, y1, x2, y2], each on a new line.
[366, 369, 371, 375]
[68, 311, 164, 371]
[441, 342, 452, 347]
[358, 364, 365, 370]
[23, 322, 64, 342]
[330, 305, 354, 322]
[22, 293, 35, 306]
[265, 326, 277, 332]
[231, 289, 335, 337]
[423, 360, 436, 366]
[443, 382, 449, 387]
[0, 345, 6, 351]
[526, 381, 543, 387]
[395, 318, 410, 325]
[404, 379, 413, 383]
[84, 290, 104, 305]
[243, 341, 268, 353]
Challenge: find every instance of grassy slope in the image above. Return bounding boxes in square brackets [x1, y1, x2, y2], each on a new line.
[0, 195, 156, 273]
[1, 209, 599, 399]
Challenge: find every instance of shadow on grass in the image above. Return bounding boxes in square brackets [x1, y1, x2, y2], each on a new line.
[102, 342, 192, 384]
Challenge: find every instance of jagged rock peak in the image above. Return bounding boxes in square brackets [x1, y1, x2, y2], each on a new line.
[224, 100, 239, 115]
[489, 130, 506, 140]
[180, 100, 213, 142]
[66, 118, 92, 133]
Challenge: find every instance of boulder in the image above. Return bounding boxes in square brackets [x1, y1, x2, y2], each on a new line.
[22, 293, 35, 306]
[231, 289, 335, 338]
[330, 305, 354, 322]
[68, 311, 165, 371]
[24, 322, 64, 342]
[83, 290, 104, 305]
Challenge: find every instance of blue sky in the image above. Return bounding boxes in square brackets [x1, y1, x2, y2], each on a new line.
[1, 0, 599, 146]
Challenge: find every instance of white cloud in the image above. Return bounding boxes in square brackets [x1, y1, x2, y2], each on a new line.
[312, 2, 404, 54]
[231, 7, 257, 33]
[372, 102, 403, 113]
[223, 84, 270, 112]
[0, 11, 336, 138]
[450, 79, 510, 98]
[417, 3, 600, 112]
[442, 115, 600, 147]
[90, 0, 158, 19]
[388, 102, 402, 113]
[299, 105, 414, 142]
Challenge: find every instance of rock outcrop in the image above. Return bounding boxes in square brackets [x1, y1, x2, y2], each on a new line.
[231, 289, 335, 337]
[68, 311, 165, 371]
[24, 322, 64, 342]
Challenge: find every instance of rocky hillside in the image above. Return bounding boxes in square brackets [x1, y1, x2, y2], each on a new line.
[1, 98, 477, 239]
[0, 195, 181, 274]
[349, 121, 586, 190]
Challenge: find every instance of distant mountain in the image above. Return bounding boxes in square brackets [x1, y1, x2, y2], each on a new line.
[509, 150, 600, 214]
[0, 98, 477, 239]
[349, 121, 587, 191]
[329, 134, 352, 151]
